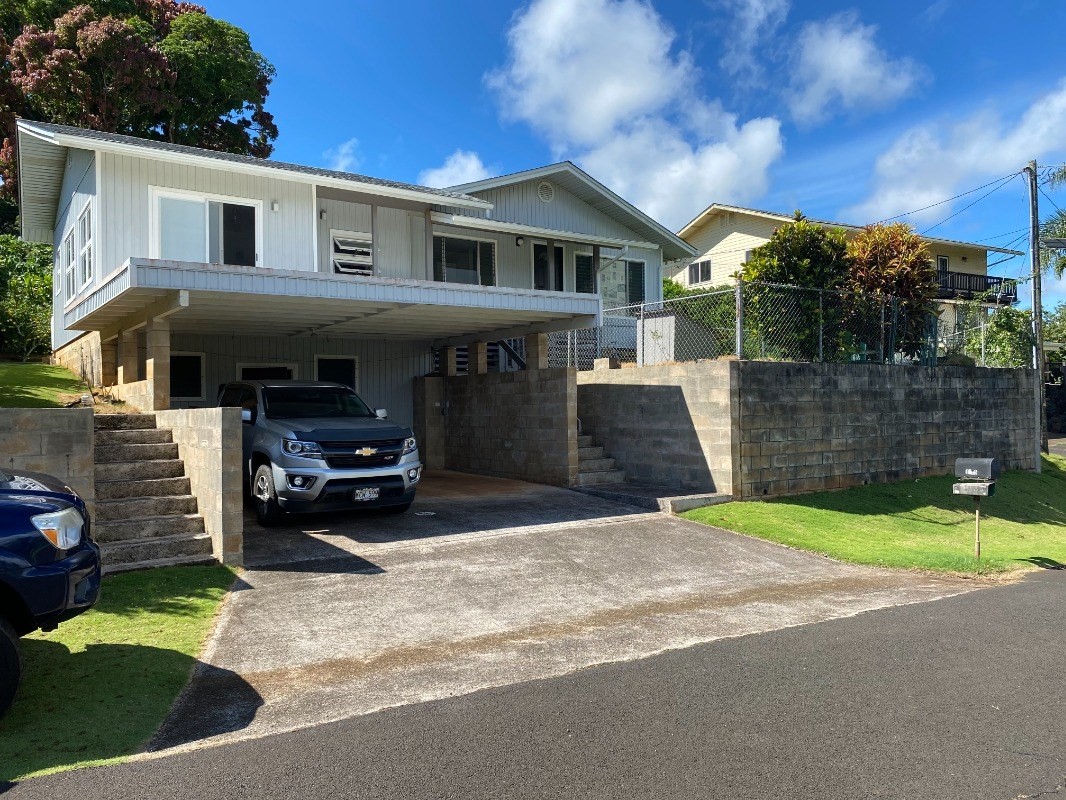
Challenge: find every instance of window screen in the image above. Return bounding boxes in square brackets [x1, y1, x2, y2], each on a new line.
[159, 196, 207, 262]
[626, 261, 645, 304]
[170, 354, 203, 400]
[433, 236, 496, 286]
[533, 243, 564, 291]
[575, 253, 596, 294]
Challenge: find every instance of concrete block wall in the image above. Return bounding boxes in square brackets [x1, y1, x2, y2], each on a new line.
[0, 408, 95, 511]
[415, 368, 579, 487]
[156, 407, 243, 565]
[110, 379, 154, 413]
[735, 362, 1038, 498]
[576, 362, 737, 494]
[53, 331, 106, 387]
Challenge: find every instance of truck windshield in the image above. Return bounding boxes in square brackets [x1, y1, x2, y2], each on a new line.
[262, 387, 375, 419]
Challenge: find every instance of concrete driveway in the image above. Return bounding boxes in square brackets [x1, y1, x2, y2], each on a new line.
[151, 471, 976, 753]
[1050, 435, 1065, 458]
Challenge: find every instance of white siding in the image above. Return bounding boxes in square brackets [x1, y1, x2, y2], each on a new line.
[98, 150, 315, 278]
[169, 333, 433, 430]
[52, 148, 96, 348]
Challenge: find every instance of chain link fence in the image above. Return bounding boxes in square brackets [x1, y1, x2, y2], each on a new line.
[548, 280, 947, 369]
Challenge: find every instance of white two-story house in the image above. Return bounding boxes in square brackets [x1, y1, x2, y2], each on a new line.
[18, 121, 694, 428]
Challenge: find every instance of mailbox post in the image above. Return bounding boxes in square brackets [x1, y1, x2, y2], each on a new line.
[952, 458, 1000, 560]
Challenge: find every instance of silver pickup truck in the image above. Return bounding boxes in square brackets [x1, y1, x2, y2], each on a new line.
[217, 380, 422, 526]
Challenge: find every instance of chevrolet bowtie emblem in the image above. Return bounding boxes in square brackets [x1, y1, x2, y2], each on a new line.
[355, 447, 378, 457]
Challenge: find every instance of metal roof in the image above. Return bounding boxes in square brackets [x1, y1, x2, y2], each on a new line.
[450, 162, 697, 261]
[678, 203, 1026, 257]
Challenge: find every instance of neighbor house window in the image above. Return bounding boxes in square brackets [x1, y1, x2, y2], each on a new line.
[687, 259, 711, 285]
[77, 203, 93, 288]
[575, 253, 596, 294]
[170, 353, 205, 401]
[315, 355, 358, 389]
[433, 235, 496, 286]
[626, 261, 646, 304]
[154, 189, 259, 267]
[532, 242, 563, 291]
[62, 230, 76, 299]
[937, 255, 950, 272]
[331, 230, 373, 276]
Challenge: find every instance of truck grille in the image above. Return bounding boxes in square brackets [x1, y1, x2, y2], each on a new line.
[326, 454, 399, 468]
[320, 438, 405, 470]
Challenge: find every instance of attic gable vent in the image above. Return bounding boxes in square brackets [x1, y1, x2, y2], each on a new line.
[537, 181, 555, 203]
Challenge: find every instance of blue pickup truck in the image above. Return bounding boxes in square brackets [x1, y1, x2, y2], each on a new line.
[0, 467, 101, 718]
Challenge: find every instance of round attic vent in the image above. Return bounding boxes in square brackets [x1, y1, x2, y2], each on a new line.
[537, 181, 555, 203]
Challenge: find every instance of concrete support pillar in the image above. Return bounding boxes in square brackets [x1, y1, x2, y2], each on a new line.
[525, 333, 549, 370]
[443, 346, 459, 377]
[470, 341, 488, 375]
[100, 337, 118, 387]
[145, 316, 171, 410]
[118, 330, 139, 384]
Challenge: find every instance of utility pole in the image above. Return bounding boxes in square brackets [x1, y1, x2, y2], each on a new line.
[1025, 160, 1048, 468]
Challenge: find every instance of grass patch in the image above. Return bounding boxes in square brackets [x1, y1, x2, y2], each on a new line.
[0, 565, 235, 783]
[684, 454, 1066, 576]
[0, 361, 87, 408]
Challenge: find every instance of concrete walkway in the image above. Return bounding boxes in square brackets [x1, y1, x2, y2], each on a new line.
[151, 471, 977, 753]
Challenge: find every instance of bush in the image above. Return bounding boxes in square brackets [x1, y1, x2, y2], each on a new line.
[0, 235, 53, 360]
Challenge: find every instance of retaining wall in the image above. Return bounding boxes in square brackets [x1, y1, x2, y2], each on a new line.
[0, 408, 95, 511]
[156, 407, 243, 565]
[414, 368, 578, 486]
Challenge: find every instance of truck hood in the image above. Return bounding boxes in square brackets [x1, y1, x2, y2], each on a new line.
[0, 468, 74, 497]
[274, 416, 413, 442]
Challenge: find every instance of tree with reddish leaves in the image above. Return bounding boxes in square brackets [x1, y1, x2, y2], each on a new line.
[0, 1, 277, 222]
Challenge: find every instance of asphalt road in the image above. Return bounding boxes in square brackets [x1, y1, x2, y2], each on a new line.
[7, 570, 1064, 800]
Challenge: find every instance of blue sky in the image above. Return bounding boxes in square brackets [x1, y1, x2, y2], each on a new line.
[208, 0, 1066, 305]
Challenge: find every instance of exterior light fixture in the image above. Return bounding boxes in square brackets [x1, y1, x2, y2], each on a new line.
[319, 209, 327, 220]
[516, 236, 524, 247]
[271, 201, 280, 212]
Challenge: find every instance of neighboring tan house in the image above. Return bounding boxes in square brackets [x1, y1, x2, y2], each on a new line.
[17, 121, 694, 427]
[669, 205, 1024, 321]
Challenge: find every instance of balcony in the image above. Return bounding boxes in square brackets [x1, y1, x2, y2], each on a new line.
[937, 271, 1017, 305]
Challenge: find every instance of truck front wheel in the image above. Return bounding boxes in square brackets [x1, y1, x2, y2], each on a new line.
[0, 617, 22, 720]
[253, 464, 285, 527]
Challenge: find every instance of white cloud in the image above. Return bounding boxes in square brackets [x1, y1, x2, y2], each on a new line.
[845, 79, 1066, 225]
[787, 12, 922, 125]
[324, 138, 360, 173]
[418, 150, 493, 188]
[716, 0, 790, 86]
[487, 0, 785, 229]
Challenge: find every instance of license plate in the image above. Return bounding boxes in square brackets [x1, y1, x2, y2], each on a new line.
[352, 487, 380, 502]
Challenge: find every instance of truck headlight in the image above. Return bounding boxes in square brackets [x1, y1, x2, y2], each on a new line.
[402, 437, 417, 454]
[282, 439, 323, 458]
[32, 507, 84, 549]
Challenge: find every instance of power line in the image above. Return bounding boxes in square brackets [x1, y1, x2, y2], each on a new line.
[875, 171, 1022, 224]
[921, 173, 1021, 235]
[1039, 185, 1063, 216]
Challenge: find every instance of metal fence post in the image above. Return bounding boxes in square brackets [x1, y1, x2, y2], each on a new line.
[878, 299, 886, 363]
[637, 301, 645, 367]
[735, 277, 745, 359]
[818, 289, 824, 363]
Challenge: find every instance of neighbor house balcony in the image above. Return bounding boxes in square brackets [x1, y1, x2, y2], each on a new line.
[937, 271, 1017, 305]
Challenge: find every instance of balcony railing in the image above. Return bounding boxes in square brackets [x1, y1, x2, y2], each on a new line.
[937, 271, 1017, 304]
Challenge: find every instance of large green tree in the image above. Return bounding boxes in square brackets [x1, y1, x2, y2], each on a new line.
[0, 233, 52, 359]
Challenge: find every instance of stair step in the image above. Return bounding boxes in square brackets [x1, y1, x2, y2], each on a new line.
[96, 476, 191, 501]
[100, 534, 215, 573]
[573, 469, 627, 486]
[578, 457, 616, 472]
[96, 442, 180, 463]
[93, 513, 206, 543]
[94, 494, 199, 521]
[98, 459, 187, 481]
[577, 435, 593, 447]
[93, 414, 157, 430]
[578, 445, 604, 460]
[94, 428, 173, 445]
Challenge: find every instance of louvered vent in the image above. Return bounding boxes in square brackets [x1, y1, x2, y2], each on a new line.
[537, 181, 555, 203]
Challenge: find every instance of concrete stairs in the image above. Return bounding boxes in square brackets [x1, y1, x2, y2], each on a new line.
[92, 414, 215, 573]
[574, 431, 626, 487]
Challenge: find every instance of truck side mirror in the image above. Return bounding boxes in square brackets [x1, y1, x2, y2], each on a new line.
[375, 408, 388, 419]
[241, 408, 253, 423]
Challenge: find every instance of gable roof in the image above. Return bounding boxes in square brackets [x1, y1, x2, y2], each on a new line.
[678, 202, 1026, 257]
[16, 120, 492, 242]
[450, 162, 697, 261]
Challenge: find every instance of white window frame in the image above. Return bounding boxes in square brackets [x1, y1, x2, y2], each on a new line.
[572, 247, 598, 295]
[687, 259, 712, 286]
[530, 239, 565, 292]
[61, 230, 76, 300]
[76, 201, 93, 290]
[434, 232, 497, 286]
[170, 351, 206, 402]
[937, 254, 950, 271]
[236, 362, 298, 380]
[626, 259, 648, 304]
[329, 229, 374, 276]
[149, 186, 263, 266]
[313, 354, 360, 390]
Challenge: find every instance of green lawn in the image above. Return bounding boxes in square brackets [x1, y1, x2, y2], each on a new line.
[0, 565, 235, 783]
[684, 454, 1066, 576]
[0, 361, 87, 408]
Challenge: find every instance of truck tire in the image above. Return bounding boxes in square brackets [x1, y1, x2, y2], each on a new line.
[253, 464, 284, 527]
[0, 617, 22, 720]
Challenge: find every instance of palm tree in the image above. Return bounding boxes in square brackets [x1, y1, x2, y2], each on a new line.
[1042, 168, 1066, 278]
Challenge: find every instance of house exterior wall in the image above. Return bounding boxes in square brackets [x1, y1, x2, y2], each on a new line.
[168, 333, 433, 429]
[53, 148, 97, 348]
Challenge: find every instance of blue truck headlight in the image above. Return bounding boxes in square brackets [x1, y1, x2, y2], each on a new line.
[282, 439, 323, 458]
[402, 437, 417, 455]
[31, 507, 84, 549]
